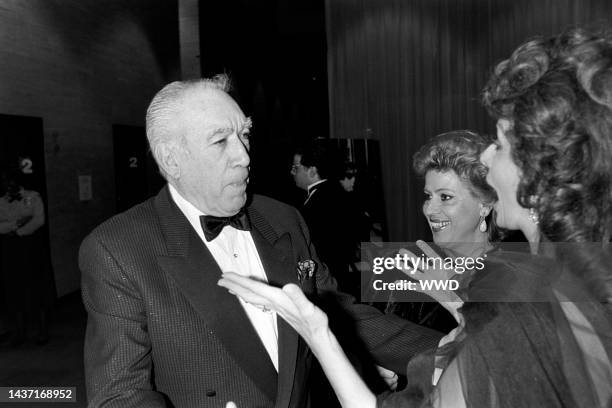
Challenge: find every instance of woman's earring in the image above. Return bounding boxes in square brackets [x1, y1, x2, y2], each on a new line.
[526, 195, 540, 225]
[529, 208, 540, 225]
[479, 217, 487, 232]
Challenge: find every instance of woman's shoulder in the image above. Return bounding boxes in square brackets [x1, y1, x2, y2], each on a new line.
[465, 248, 558, 302]
[484, 246, 552, 270]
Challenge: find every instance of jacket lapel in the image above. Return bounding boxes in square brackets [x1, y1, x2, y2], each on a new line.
[248, 209, 301, 408]
[154, 187, 278, 402]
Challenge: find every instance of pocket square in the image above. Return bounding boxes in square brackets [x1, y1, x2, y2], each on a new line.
[296, 259, 316, 283]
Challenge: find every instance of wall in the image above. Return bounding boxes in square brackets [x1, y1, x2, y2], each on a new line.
[0, 0, 180, 295]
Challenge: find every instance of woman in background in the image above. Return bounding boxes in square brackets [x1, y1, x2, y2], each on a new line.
[0, 168, 52, 346]
[220, 28, 612, 407]
[385, 130, 497, 336]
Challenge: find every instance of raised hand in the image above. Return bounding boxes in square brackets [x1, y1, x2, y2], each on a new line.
[218, 273, 377, 408]
[398, 240, 464, 322]
[375, 365, 398, 390]
[217, 272, 329, 344]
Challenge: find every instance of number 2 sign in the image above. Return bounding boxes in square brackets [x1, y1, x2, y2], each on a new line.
[20, 157, 33, 174]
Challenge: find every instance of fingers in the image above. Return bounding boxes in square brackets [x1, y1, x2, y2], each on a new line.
[218, 273, 273, 307]
[397, 248, 421, 275]
[388, 376, 399, 391]
[376, 365, 399, 390]
[416, 240, 441, 260]
[219, 275, 329, 340]
[225, 402, 238, 408]
[218, 273, 302, 320]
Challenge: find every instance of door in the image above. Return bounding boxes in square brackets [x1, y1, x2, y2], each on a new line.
[112, 125, 164, 213]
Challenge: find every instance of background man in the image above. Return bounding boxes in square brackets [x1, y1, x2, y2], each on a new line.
[80, 75, 441, 407]
[291, 142, 356, 294]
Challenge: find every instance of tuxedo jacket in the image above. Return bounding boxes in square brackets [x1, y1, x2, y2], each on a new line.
[80, 186, 441, 408]
[301, 180, 353, 278]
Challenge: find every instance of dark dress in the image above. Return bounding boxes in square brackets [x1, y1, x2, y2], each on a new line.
[378, 248, 612, 408]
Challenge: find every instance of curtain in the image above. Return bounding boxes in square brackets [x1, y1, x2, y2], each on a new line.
[326, 0, 612, 241]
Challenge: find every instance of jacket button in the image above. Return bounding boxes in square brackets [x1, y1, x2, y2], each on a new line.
[205, 389, 216, 397]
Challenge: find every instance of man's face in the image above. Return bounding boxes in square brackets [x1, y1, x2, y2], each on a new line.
[173, 89, 251, 216]
[291, 154, 311, 191]
[339, 176, 355, 192]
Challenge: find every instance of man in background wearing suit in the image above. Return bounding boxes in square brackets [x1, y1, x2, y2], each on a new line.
[291, 143, 355, 294]
[80, 75, 441, 407]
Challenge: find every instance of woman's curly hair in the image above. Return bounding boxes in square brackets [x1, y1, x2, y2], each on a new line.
[413, 130, 501, 242]
[482, 28, 612, 242]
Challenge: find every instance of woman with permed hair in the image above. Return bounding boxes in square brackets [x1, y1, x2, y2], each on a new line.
[413, 130, 499, 251]
[388, 130, 499, 335]
[219, 28, 612, 408]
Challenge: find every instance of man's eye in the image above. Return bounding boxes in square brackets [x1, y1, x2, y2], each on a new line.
[241, 132, 250, 140]
[214, 138, 227, 145]
[441, 194, 453, 201]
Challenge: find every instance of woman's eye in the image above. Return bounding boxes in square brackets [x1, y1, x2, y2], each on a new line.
[423, 193, 432, 201]
[441, 194, 453, 201]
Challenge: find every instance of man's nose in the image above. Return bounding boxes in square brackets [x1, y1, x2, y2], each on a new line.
[232, 137, 250, 167]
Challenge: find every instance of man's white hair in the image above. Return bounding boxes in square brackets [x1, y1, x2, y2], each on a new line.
[145, 74, 231, 180]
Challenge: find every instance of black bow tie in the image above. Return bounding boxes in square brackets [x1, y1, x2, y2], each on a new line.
[199, 210, 251, 241]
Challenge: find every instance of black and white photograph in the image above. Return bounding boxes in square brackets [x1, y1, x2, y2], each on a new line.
[1, 1, 612, 407]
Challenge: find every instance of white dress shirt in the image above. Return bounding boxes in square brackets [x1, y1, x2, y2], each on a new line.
[169, 184, 279, 371]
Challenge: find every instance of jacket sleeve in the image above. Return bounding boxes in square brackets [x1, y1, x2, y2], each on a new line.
[293, 207, 442, 373]
[79, 234, 168, 408]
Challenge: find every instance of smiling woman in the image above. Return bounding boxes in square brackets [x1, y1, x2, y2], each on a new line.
[412, 130, 498, 257]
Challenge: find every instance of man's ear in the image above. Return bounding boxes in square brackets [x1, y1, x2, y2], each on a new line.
[479, 203, 492, 218]
[307, 166, 320, 181]
[155, 142, 181, 180]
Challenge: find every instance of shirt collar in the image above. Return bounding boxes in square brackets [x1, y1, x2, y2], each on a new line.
[307, 179, 327, 195]
[168, 183, 211, 241]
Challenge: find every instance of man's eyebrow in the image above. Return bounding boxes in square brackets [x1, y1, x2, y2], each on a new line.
[206, 118, 252, 138]
[209, 127, 233, 137]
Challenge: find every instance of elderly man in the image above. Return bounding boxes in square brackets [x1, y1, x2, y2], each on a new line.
[80, 75, 440, 408]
